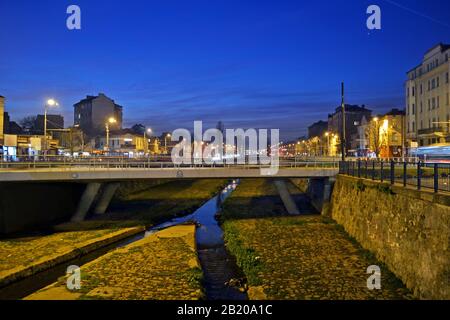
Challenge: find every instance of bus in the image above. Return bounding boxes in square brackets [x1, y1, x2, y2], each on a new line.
[413, 144, 450, 163]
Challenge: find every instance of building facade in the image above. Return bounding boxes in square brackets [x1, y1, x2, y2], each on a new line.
[328, 104, 372, 154]
[74, 93, 123, 137]
[95, 129, 146, 156]
[357, 109, 405, 158]
[308, 120, 328, 139]
[406, 43, 450, 148]
[380, 109, 406, 158]
[35, 114, 64, 134]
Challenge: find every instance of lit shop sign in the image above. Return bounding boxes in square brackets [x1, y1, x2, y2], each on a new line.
[4, 134, 17, 147]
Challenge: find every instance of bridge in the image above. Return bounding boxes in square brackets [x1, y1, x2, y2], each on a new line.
[0, 158, 338, 234]
[0, 161, 338, 182]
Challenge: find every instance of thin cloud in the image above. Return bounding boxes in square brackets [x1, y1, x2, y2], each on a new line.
[383, 0, 450, 29]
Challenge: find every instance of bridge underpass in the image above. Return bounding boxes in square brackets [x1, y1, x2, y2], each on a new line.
[0, 163, 338, 234]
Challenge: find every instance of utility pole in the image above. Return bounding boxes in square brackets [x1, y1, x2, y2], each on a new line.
[341, 82, 346, 161]
[44, 106, 47, 157]
[401, 115, 405, 161]
[106, 122, 110, 153]
[43, 99, 58, 159]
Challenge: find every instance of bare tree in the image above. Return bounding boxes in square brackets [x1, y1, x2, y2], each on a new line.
[369, 119, 387, 158]
[19, 116, 37, 133]
[60, 127, 86, 155]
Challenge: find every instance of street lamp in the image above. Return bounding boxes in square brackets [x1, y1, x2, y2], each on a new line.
[105, 117, 117, 153]
[325, 132, 330, 157]
[44, 99, 59, 158]
[144, 128, 152, 154]
[165, 133, 171, 154]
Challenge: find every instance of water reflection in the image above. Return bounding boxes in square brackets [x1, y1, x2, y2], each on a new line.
[146, 179, 238, 247]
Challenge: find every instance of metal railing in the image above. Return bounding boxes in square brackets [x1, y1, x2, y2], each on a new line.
[339, 160, 450, 193]
[0, 155, 340, 171]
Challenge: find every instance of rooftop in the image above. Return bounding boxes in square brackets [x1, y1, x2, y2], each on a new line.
[74, 93, 120, 107]
[110, 128, 142, 136]
[424, 42, 450, 55]
[385, 108, 405, 116]
[407, 43, 450, 73]
[330, 104, 372, 115]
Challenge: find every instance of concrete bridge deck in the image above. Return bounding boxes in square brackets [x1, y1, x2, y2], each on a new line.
[0, 161, 339, 182]
[0, 161, 338, 234]
[0, 167, 339, 182]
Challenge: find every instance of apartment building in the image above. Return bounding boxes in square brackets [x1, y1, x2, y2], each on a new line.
[74, 93, 123, 137]
[406, 43, 450, 147]
[328, 104, 372, 154]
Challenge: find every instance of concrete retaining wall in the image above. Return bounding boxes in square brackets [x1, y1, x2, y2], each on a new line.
[330, 175, 450, 299]
[291, 178, 333, 215]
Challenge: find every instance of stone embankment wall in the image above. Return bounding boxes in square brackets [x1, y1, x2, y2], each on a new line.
[330, 175, 450, 300]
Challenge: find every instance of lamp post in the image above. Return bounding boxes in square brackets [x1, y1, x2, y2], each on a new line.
[325, 132, 330, 157]
[105, 117, 117, 154]
[44, 99, 58, 158]
[144, 128, 152, 154]
[165, 133, 171, 154]
[372, 117, 380, 158]
[340, 82, 346, 161]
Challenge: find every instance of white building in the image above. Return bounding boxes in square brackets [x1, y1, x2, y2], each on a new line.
[406, 43, 450, 147]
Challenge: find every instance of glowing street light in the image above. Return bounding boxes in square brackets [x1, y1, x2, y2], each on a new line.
[164, 133, 172, 154]
[144, 128, 152, 154]
[324, 132, 331, 156]
[105, 117, 117, 153]
[44, 98, 59, 157]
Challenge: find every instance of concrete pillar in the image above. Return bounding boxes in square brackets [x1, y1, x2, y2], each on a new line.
[71, 182, 102, 222]
[274, 179, 300, 215]
[321, 177, 334, 216]
[323, 178, 333, 202]
[93, 183, 120, 215]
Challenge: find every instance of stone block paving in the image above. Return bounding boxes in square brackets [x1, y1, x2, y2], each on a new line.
[0, 225, 141, 286]
[226, 216, 414, 300]
[27, 225, 203, 300]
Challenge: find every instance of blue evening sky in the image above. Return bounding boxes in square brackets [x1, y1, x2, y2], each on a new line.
[1, 0, 449, 140]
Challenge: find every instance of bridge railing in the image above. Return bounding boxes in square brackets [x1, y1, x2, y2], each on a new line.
[0, 155, 339, 171]
[339, 160, 450, 193]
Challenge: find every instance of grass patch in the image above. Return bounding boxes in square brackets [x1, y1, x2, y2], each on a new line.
[187, 267, 203, 285]
[220, 179, 286, 220]
[105, 179, 228, 225]
[223, 222, 265, 286]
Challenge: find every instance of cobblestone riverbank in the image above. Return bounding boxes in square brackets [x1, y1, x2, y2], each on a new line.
[222, 179, 413, 300]
[26, 225, 203, 300]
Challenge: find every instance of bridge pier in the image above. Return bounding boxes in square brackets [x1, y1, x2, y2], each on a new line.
[71, 183, 102, 222]
[306, 177, 334, 215]
[93, 183, 120, 215]
[274, 179, 300, 215]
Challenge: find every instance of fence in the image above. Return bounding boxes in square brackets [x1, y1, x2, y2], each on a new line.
[339, 160, 450, 193]
[0, 154, 339, 171]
